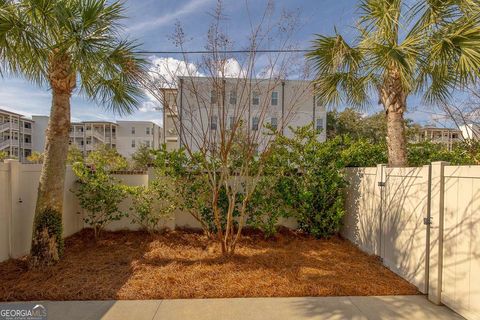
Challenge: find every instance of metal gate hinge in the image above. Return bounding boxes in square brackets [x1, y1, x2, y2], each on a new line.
[378, 181, 386, 187]
[423, 217, 433, 225]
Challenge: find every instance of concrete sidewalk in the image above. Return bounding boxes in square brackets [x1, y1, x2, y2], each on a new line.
[3, 295, 463, 320]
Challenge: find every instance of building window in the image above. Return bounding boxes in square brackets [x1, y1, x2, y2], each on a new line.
[252, 117, 259, 131]
[229, 91, 237, 105]
[271, 92, 278, 106]
[252, 91, 259, 106]
[146, 127, 150, 135]
[211, 89, 217, 104]
[271, 117, 278, 130]
[229, 116, 235, 130]
[132, 140, 136, 148]
[210, 116, 218, 130]
[131, 127, 135, 135]
[316, 118, 324, 133]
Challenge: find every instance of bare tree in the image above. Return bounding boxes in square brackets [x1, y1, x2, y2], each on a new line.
[143, 0, 314, 255]
[431, 85, 480, 163]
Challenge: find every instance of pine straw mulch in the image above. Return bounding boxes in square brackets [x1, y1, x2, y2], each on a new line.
[0, 229, 418, 301]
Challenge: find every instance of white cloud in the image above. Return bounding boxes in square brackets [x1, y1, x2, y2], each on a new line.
[127, 0, 214, 33]
[149, 56, 202, 89]
[217, 58, 247, 78]
[139, 100, 159, 113]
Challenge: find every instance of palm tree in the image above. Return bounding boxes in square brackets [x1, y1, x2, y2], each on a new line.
[307, 0, 480, 166]
[0, 0, 146, 266]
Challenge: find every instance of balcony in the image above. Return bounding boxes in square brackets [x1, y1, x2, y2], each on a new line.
[91, 130, 105, 142]
[23, 128, 32, 135]
[0, 139, 19, 149]
[0, 123, 10, 132]
[23, 142, 32, 149]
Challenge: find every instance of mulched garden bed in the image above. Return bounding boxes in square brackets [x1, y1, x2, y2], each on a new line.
[0, 229, 418, 301]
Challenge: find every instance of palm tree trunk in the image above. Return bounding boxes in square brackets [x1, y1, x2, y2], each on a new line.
[386, 108, 407, 167]
[381, 68, 408, 167]
[30, 52, 75, 267]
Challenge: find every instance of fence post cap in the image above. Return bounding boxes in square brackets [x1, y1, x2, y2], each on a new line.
[431, 161, 450, 166]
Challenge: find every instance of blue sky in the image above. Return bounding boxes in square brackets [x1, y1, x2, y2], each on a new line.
[0, 0, 437, 125]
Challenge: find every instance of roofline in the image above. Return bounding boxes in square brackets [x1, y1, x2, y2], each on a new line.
[176, 76, 311, 83]
[78, 121, 118, 125]
[0, 108, 31, 118]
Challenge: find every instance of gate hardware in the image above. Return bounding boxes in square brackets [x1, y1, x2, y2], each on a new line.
[423, 217, 432, 225]
[378, 182, 386, 187]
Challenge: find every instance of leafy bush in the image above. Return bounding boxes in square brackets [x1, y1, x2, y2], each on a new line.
[131, 144, 155, 170]
[126, 177, 176, 233]
[86, 145, 128, 171]
[408, 140, 479, 166]
[263, 125, 347, 238]
[67, 145, 84, 164]
[340, 137, 388, 167]
[27, 151, 44, 164]
[72, 162, 127, 238]
[246, 176, 291, 238]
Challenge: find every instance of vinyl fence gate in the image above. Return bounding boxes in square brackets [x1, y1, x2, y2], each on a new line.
[343, 162, 480, 320]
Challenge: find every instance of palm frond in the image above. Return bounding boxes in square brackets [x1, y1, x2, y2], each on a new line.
[0, 0, 46, 83]
[307, 33, 371, 108]
[79, 39, 148, 115]
[418, 11, 480, 103]
[359, 0, 402, 44]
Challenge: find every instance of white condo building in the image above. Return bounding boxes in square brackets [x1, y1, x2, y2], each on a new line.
[161, 77, 327, 152]
[459, 123, 480, 140]
[32, 116, 162, 158]
[0, 108, 34, 162]
[0, 111, 163, 162]
[116, 121, 162, 158]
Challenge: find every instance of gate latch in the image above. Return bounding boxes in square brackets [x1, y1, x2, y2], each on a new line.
[378, 181, 386, 187]
[423, 217, 433, 225]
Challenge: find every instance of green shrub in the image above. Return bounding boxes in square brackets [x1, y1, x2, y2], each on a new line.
[126, 177, 176, 233]
[72, 162, 127, 238]
[246, 177, 291, 238]
[262, 125, 348, 238]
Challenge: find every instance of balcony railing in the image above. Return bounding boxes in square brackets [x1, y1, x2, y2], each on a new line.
[0, 139, 19, 149]
[0, 123, 10, 132]
[0, 140, 9, 149]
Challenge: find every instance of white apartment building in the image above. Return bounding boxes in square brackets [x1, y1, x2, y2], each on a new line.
[32, 116, 118, 154]
[29, 116, 162, 159]
[459, 123, 480, 140]
[0, 108, 33, 162]
[116, 121, 162, 158]
[411, 126, 463, 151]
[161, 77, 326, 152]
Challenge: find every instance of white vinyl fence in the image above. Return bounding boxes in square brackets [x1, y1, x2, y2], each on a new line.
[343, 162, 480, 320]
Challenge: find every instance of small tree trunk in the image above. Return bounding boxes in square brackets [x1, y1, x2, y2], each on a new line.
[30, 52, 75, 267]
[381, 67, 408, 167]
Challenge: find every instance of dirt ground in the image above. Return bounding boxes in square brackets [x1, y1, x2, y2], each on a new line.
[0, 229, 418, 301]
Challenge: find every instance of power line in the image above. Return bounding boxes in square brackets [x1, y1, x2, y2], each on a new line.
[135, 49, 310, 54]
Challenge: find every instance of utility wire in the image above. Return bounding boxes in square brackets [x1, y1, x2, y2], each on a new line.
[135, 49, 310, 54]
